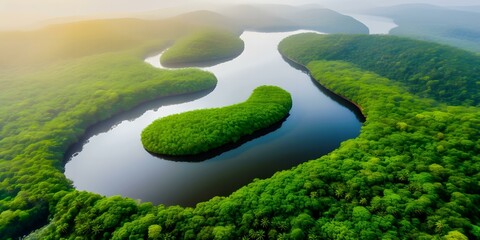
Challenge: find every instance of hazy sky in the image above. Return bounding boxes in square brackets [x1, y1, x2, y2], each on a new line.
[2, 0, 479, 15]
[0, 0, 478, 30]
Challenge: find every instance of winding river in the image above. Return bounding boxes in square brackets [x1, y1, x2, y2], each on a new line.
[65, 28, 376, 206]
[347, 14, 397, 34]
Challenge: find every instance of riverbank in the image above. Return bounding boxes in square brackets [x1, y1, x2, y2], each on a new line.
[279, 51, 366, 119]
[65, 31, 362, 206]
[160, 29, 245, 67]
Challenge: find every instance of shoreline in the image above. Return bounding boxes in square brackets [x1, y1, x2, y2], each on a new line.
[62, 87, 216, 164]
[144, 114, 289, 162]
[279, 51, 367, 120]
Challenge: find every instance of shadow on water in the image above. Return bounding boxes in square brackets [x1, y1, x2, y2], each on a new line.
[63, 88, 214, 162]
[146, 115, 289, 162]
[65, 31, 365, 206]
[281, 55, 366, 122]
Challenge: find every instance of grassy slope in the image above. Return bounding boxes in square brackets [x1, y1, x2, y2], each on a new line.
[160, 29, 244, 67]
[141, 86, 292, 156]
[0, 19, 181, 69]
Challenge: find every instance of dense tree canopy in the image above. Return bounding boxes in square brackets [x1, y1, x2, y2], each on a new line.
[1, 8, 479, 240]
[24, 34, 480, 239]
[142, 86, 292, 156]
[0, 8, 369, 239]
[160, 29, 244, 67]
[0, 21, 218, 239]
[279, 33, 480, 106]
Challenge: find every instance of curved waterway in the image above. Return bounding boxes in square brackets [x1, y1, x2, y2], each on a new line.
[347, 14, 397, 34]
[65, 30, 363, 206]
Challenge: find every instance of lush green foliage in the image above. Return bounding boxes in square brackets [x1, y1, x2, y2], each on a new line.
[0, 20, 218, 238]
[279, 33, 480, 106]
[160, 29, 244, 67]
[1, 8, 479, 240]
[33, 40, 479, 239]
[0, 8, 375, 238]
[0, 18, 191, 68]
[142, 86, 292, 156]
[0, 53, 216, 238]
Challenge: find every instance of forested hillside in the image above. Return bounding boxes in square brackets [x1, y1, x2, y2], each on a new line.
[222, 4, 369, 33]
[27, 35, 480, 239]
[0, 8, 368, 239]
[279, 33, 480, 106]
[0, 14, 226, 239]
[0, 36, 218, 239]
[160, 29, 244, 67]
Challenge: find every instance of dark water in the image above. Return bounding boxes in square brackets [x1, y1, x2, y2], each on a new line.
[64, 31, 363, 206]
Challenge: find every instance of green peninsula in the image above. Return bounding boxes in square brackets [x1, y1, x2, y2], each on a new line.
[160, 29, 244, 67]
[141, 86, 292, 156]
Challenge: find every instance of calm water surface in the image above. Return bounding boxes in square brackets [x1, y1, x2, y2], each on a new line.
[347, 14, 397, 34]
[65, 30, 363, 206]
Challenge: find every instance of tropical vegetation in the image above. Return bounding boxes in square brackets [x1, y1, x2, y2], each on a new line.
[0, 8, 367, 238]
[160, 29, 244, 67]
[1, 7, 478, 240]
[279, 33, 480, 106]
[141, 86, 292, 156]
[0, 18, 221, 239]
[26, 33, 480, 240]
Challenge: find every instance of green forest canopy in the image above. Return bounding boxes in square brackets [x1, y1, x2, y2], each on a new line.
[1, 7, 477, 240]
[0, 17, 223, 239]
[0, 8, 367, 239]
[279, 33, 480, 106]
[160, 29, 244, 67]
[27, 34, 480, 239]
[141, 85, 292, 156]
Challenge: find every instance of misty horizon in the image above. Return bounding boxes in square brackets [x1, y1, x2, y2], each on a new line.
[1, 0, 479, 31]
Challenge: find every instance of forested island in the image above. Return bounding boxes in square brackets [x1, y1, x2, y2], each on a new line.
[141, 86, 292, 156]
[1, 3, 479, 240]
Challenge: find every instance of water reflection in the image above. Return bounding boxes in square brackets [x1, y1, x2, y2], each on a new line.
[65, 31, 362, 206]
[63, 89, 213, 162]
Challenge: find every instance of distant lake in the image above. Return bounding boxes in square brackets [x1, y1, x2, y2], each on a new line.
[64, 30, 363, 206]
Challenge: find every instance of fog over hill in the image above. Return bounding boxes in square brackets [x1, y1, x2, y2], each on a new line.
[366, 4, 480, 52]
[1, 0, 478, 30]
